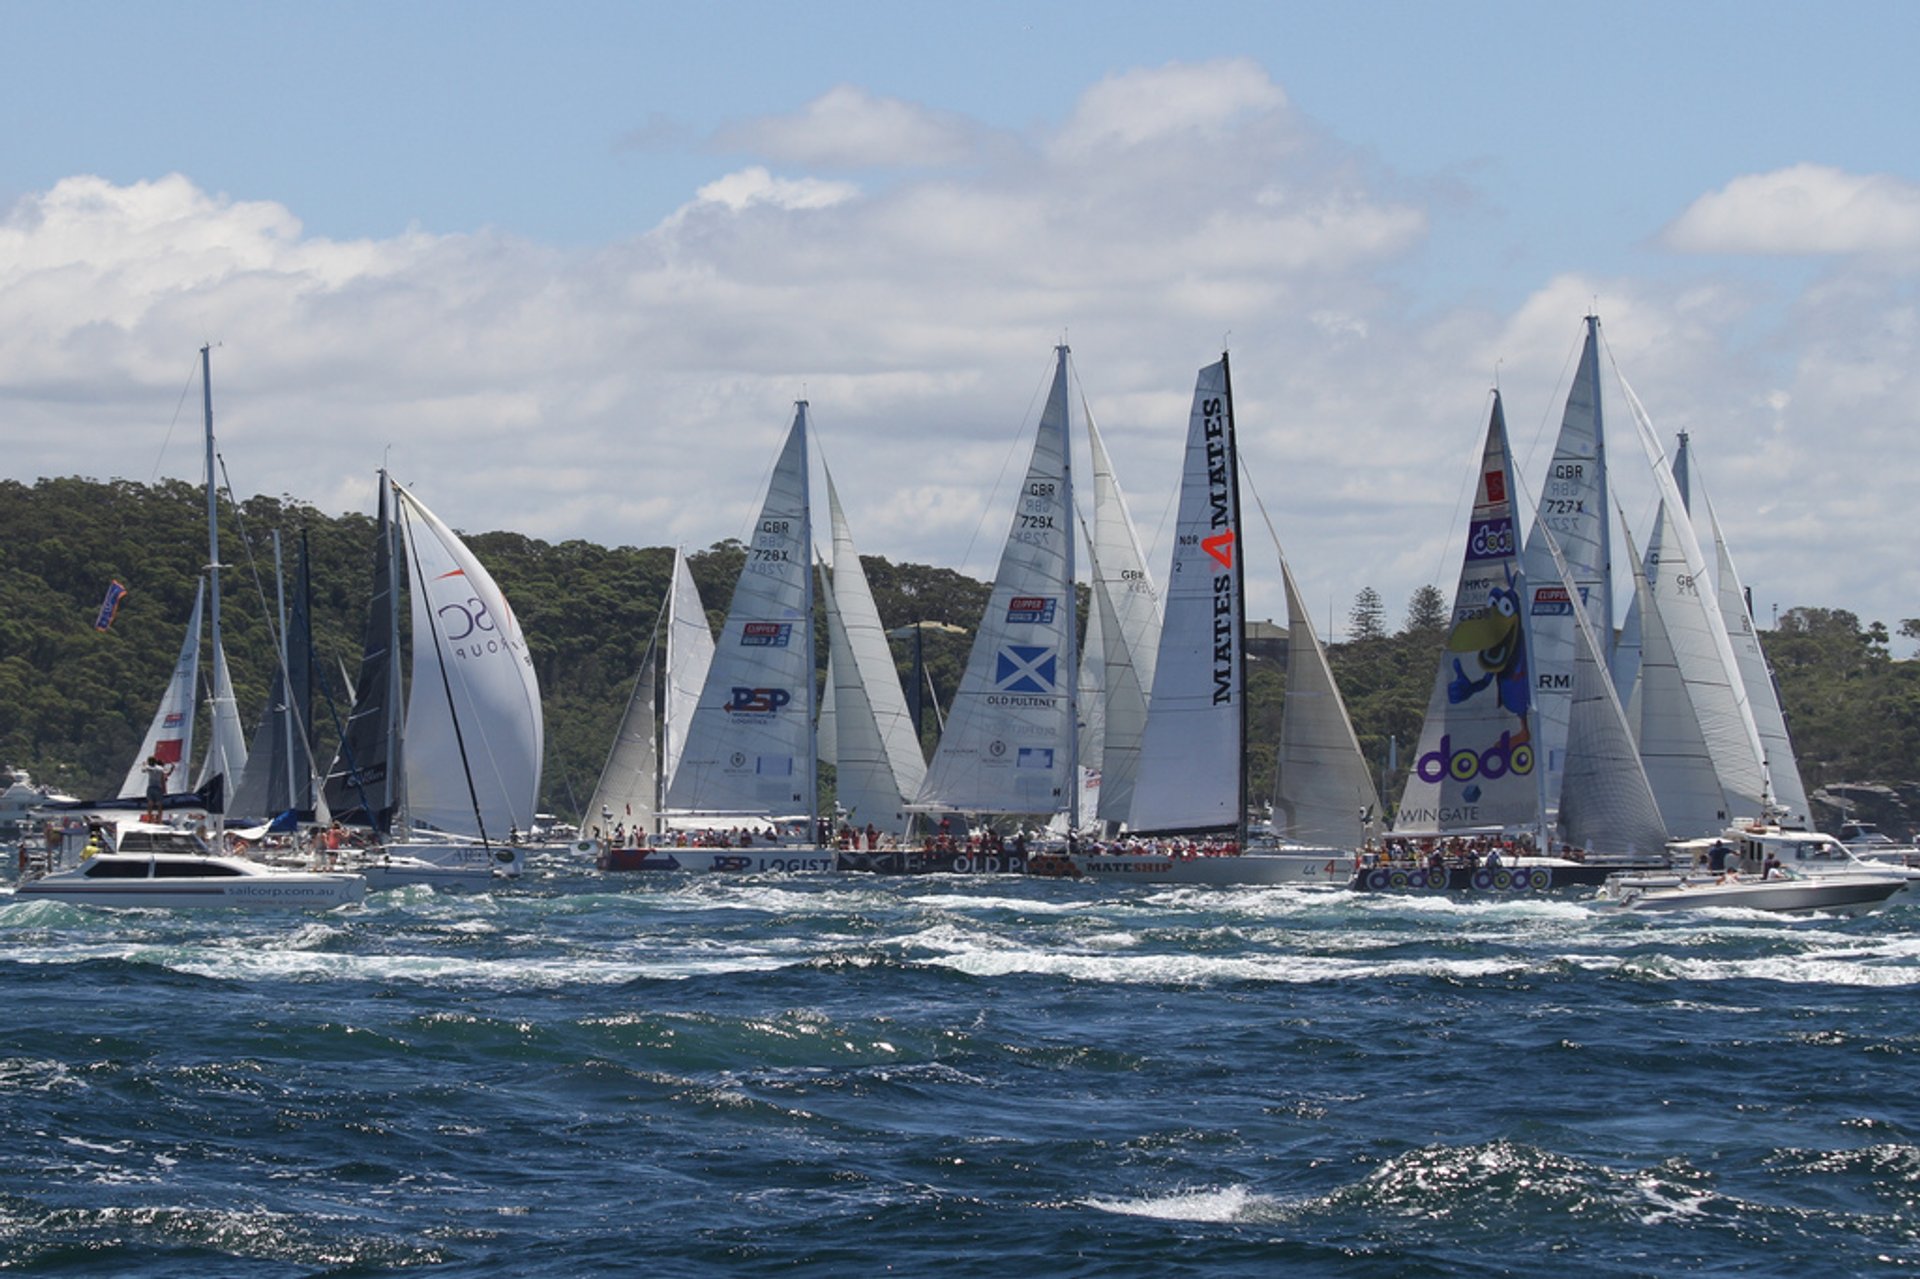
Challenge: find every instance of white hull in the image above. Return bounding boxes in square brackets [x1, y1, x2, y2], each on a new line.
[16, 870, 363, 911]
[1069, 849, 1351, 886]
[376, 839, 524, 878]
[1607, 873, 1903, 916]
[356, 854, 495, 893]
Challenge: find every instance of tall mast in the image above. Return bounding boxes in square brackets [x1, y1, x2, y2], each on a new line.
[1220, 350, 1247, 852]
[1059, 344, 1080, 833]
[201, 344, 226, 830]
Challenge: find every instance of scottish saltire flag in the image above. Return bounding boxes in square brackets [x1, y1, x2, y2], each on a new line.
[94, 580, 128, 631]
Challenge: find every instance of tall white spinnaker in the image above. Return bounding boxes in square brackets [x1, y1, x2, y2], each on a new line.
[1082, 409, 1161, 827]
[1520, 315, 1613, 818]
[1701, 480, 1809, 823]
[1618, 379, 1769, 818]
[666, 404, 817, 823]
[823, 467, 926, 835]
[1128, 356, 1246, 838]
[119, 581, 205, 798]
[393, 484, 545, 840]
[1276, 554, 1380, 847]
[1396, 392, 1544, 836]
[916, 347, 1077, 820]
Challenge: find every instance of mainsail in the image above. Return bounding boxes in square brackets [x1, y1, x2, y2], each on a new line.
[915, 348, 1078, 819]
[323, 478, 402, 831]
[1620, 520, 1727, 836]
[1128, 355, 1245, 837]
[1618, 380, 1768, 817]
[823, 467, 926, 834]
[1396, 392, 1543, 834]
[394, 484, 545, 840]
[583, 622, 660, 838]
[1520, 315, 1613, 818]
[1701, 481, 1809, 823]
[664, 549, 714, 792]
[1082, 408, 1160, 826]
[665, 404, 817, 821]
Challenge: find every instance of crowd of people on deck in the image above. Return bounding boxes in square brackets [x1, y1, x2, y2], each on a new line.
[1067, 834, 1243, 858]
[1358, 832, 1557, 871]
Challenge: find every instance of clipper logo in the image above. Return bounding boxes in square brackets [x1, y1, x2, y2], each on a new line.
[163, 712, 186, 729]
[994, 645, 1057, 694]
[741, 622, 792, 647]
[1006, 596, 1056, 624]
[1016, 747, 1055, 770]
[727, 687, 792, 713]
[1531, 585, 1574, 617]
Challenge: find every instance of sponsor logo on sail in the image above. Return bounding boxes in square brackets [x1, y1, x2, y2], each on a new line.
[993, 645, 1057, 695]
[740, 622, 792, 647]
[1016, 747, 1055, 770]
[1465, 516, 1516, 562]
[1415, 730, 1534, 784]
[1005, 596, 1056, 624]
[727, 687, 792, 714]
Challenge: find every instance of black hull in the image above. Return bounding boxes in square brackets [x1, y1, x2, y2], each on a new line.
[1349, 862, 1628, 893]
[837, 850, 1030, 876]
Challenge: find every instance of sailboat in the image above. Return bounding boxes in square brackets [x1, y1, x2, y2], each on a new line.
[639, 403, 835, 874]
[893, 345, 1080, 874]
[324, 473, 543, 888]
[587, 547, 715, 870]
[229, 531, 315, 826]
[1367, 390, 1646, 893]
[1067, 355, 1345, 885]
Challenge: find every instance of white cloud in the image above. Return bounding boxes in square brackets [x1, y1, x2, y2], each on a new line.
[1662, 164, 1920, 255]
[0, 63, 1914, 637]
[714, 85, 981, 169]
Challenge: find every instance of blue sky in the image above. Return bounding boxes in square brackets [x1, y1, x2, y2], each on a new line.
[2, 1, 1917, 632]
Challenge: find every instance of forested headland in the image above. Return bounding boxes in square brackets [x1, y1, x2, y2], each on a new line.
[3, 476, 1915, 834]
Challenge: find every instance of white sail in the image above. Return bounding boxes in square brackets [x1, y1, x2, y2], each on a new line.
[1618, 380, 1768, 815]
[1129, 356, 1244, 835]
[196, 640, 250, 792]
[1546, 525, 1670, 854]
[583, 634, 659, 839]
[1520, 315, 1612, 818]
[664, 548, 714, 792]
[1075, 560, 1107, 775]
[119, 581, 204, 798]
[394, 484, 545, 838]
[666, 404, 816, 820]
[1083, 409, 1160, 826]
[824, 468, 925, 834]
[1703, 485, 1809, 823]
[915, 349, 1077, 818]
[1621, 520, 1728, 836]
[1276, 555, 1380, 847]
[1396, 393, 1543, 834]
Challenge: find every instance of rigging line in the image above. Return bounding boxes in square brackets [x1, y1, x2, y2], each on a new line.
[147, 356, 204, 485]
[1516, 318, 1586, 479]
[395, 491, 494, 848]
[956, 348, 1059, 580]
[1426, 391, 1499, 610]
[583, 587, 670, 829]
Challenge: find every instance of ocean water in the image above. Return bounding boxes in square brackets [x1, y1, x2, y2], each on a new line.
[4, 859, 1919, 1276]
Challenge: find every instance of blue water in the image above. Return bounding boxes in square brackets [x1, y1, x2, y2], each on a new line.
[4, 861, 1919, 1276]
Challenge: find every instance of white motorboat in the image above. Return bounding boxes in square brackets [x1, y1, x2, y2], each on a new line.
[1838, 820, 1920, 867]
[14, 822, 363, 910]
[1601, 869, 1903, 916]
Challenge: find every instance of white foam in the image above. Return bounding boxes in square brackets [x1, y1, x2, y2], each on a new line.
[1083, 1184, 1267, 1223]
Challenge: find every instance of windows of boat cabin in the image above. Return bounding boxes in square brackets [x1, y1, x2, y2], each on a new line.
[83, 859, 152, 879]
[152, 860, 242, 877]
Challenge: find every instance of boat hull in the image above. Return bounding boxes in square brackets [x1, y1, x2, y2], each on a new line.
[600, 847, 836, 874]
[1069, 850, 1351, 886]
[357, 856, 494, 893]
[837, 849, 1031, 875]
[1348, 858, 1629, 894]
[1611, 875, 1904, 916]
[14, 874, 364, 910]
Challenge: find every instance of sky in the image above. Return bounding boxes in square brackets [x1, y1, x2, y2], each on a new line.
[3, 0, 1917, 642]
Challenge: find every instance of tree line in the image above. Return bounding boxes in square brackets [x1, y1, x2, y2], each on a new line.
[0, 476, 1913, 828]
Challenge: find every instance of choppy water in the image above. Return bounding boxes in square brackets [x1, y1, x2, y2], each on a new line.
[4, 859, 1919, 1276]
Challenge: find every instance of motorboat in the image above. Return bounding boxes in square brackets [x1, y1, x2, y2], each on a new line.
[13, 821, 364, 910]
[1838, 820, 1920, 867]
[1601, 868, 1903, 916]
